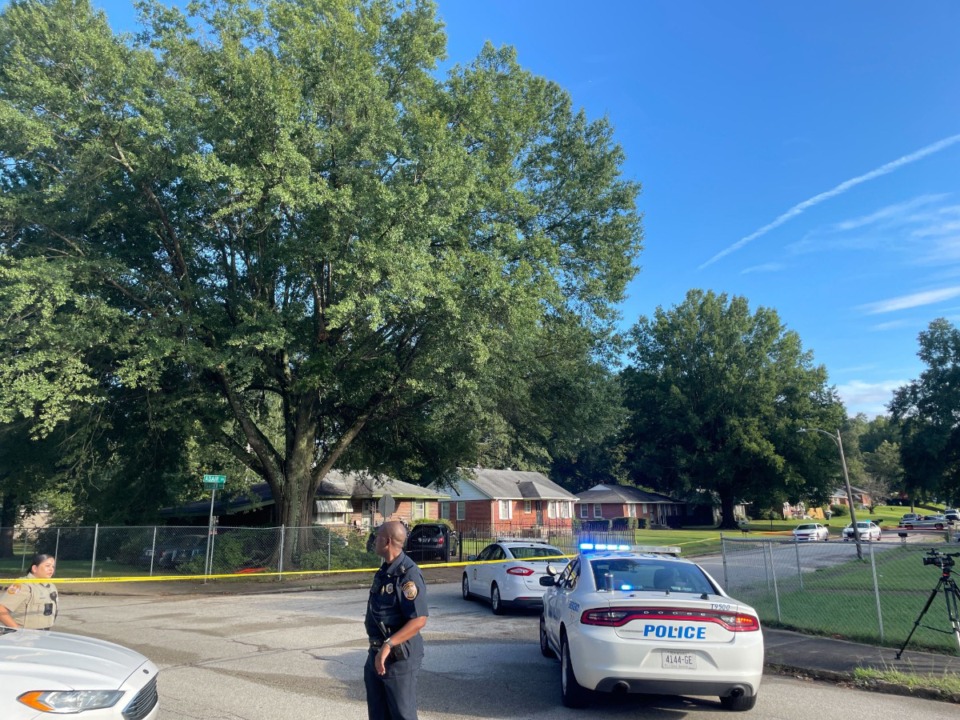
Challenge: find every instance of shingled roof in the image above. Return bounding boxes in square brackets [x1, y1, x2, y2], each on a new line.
[449, 468, 577, 501]
[576, 483, 681, 505]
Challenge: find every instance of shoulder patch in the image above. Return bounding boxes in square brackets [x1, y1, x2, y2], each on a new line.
[6, 584, 21, 595]
[402, 581, 419, 600]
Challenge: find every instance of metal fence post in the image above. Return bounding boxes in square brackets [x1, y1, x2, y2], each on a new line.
[327, 529, 331, 572]
[767, 541, 781, 622]
[720, 533, 729, 588]
[19, 525, 27, 573]
[91, 523, 99, 578]
[54, 528, 61, 561]
[278, 525, 285, 581]
[149, 527, 157, 577]
[869, 541, 884, 642]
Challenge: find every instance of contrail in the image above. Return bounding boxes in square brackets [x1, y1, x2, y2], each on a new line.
[699, 133, 960, 269]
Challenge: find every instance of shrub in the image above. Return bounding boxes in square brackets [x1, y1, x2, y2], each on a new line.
[830, 504, 847, 518]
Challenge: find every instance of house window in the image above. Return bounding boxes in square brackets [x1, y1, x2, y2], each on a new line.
[524, 500, 532, 514]
[413, 501, 426, 520]
[593, 504, 602, 518]
[580, 504, 588, 519]
[439, 502, 449, 519]
[498, 500, 513, 520]
[456, 501, 465, 520]
[547, 501, 556, 519]
[627, 504, 636, 518]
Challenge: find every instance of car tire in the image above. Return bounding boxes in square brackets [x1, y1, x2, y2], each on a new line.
[720, 693, 757, 712]
[491, 583, 504, 615]
[935, 524, 944, 530]
[560, 637, 589, 708]
[462, 574, 472, 601]
[539, 615, 555, 658]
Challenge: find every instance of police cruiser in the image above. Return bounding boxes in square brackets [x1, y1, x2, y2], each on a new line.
[539, 543, 763, 711]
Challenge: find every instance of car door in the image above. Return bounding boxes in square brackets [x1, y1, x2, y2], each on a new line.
[475, 544, 506, 593]
[544, 557, 581, 649]
[470, 545, 497, 590]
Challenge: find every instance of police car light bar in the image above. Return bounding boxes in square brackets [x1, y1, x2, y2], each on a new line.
[578, 543, 682, 556]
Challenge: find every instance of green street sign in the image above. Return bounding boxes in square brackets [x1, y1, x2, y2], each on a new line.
[203, 474, 226, 487]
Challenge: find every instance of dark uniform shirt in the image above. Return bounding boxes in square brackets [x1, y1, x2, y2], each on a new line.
[1, 573, 58, 629]
[365, 551, 428, 661]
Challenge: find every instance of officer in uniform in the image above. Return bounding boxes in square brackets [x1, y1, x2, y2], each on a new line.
[0, 553, 58, 630]
[364, 521, 428, 720]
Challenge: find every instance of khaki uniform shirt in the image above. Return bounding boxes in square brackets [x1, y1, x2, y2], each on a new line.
[1, 573, 58, 629]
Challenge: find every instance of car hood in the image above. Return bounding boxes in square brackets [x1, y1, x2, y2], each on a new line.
[0, 628, 152, 690]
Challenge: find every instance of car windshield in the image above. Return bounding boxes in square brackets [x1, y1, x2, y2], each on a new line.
[412, 526, 443, 538]
[587, 558, 716, 594]
[509, 546, 565, 560]
[795, 524, 817, 531]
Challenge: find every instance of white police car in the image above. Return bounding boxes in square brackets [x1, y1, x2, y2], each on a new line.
[0, 627, 159, 719]
[462, 538, 569, 614]
[539, 543, 763, 711]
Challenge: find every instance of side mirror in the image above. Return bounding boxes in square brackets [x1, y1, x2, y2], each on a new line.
[539, 576, 555, 587]
[467, 554, 477, 561]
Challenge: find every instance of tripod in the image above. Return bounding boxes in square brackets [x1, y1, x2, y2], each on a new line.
[895, 565, 960, 659]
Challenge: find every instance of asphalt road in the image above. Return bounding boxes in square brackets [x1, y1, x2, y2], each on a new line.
[54, 580, 959, 720]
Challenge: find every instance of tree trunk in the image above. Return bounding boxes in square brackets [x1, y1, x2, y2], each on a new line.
[718, 492, 739, 530]
[0, 491, 16, 558]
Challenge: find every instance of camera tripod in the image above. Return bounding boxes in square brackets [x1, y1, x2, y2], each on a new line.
[895, 565, 960, 658]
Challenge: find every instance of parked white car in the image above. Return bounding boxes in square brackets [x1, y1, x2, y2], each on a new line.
[842, 521, 882, 541]
[791, 523, 829, 542]
[462, 539, 569, 613]
[0, 627, 159, 719]
[539, 544, 763, 711]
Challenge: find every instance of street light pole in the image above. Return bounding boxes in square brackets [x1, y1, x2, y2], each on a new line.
[800, 427, 863, 560]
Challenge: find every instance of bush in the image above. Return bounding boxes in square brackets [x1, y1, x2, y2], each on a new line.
[179, 533, 246, 575]
[830, 504, 847, 518]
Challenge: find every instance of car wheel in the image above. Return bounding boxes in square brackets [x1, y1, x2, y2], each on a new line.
[462, 574, 472, 601]
[935, 524, 944, 530]
[720, 693, 757, 711]
[560, 636, 589, 708]
[539, 615, 555, 658]
[491, 583, 504, 615]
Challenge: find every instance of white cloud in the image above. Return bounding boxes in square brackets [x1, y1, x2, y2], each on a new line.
[836, 379, 906, 418]
[870, 319, 913, 331]
[740, 262, 785, 274]
[699, 133, 960, 269]
[860, 286, 960, 315]
[833, 195, 948, 232]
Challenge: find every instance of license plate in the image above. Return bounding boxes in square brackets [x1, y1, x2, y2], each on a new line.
[661, 652, 697, 670]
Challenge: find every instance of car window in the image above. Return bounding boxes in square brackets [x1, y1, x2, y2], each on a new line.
[557, 558, 580, 590]
[476, 545, 496, 561]
[589, 559, 715, 594]
[508, 546, 565, 560]
[490, 546, 506, 561]
[795, 524, 815, 530]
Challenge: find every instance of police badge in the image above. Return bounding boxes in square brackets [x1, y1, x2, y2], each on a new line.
[402, 581, 418, 600]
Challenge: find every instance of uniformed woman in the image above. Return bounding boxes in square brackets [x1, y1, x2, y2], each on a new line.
[364, 521, 428, 720]
[0, 553, 58, 630]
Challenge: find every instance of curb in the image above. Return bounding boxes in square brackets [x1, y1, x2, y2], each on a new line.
[767, 664, 960, 705]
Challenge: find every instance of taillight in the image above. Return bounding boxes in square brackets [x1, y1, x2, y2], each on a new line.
[506, 566, 535, 576]
[580, 606, 760, 632]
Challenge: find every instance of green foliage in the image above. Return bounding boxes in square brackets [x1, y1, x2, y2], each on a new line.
[621, 290, 845, 528]
[0, 0, 642, 534]
[179, 533, 246, 574]
[829, 504, 847, 518]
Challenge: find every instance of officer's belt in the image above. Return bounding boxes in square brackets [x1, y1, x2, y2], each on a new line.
[369, 637, 385, 649]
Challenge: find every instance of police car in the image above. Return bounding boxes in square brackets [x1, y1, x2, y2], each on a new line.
[462, 538, 569, 614]
[539, 544, 763, 711]
[0, 627, 159, 719]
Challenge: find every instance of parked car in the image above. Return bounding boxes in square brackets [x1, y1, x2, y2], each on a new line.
[539, 544, 763, 711]
[945, 509, 960, 523]
[791, 523, 829, 542]
[0, 626, 160, 719]
[155, 535, 208, 568]
[899, 513, 920, 524]
[462, 539, 569, 614]
[842, 521, 882, 541]
[405, 523, 459, 562]
[898, 515, 948, 530]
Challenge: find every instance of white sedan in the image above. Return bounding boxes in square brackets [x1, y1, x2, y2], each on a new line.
[791, 523, 829, 542]
[842, 521, 882, 541]
[0, 627, 159, 719]
[539, 544, 763, 711]
[462, 539, 569, 614]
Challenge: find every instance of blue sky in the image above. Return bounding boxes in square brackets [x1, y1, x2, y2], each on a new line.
[91, 1, 960, 417]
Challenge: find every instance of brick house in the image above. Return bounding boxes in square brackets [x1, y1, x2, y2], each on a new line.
[575, 483, 685, 527]
[429, 468, 578, 536]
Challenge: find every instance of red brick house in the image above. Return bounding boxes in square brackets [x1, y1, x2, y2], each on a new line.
[575, 483, 685, 527]
[430, 468, 578, 535]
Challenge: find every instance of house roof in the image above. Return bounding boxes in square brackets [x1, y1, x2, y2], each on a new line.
[449, 468, 578, 501]
[161, 470, 448, 518]
[576, 483, 682, 505]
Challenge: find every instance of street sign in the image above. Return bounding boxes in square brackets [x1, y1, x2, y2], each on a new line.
[378, 493, 395, 517]
[203, 474, 226, 488]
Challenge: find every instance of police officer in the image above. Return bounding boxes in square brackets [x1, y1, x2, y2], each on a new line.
[0, 553, 58, 630]
[364, 521, 428, 720]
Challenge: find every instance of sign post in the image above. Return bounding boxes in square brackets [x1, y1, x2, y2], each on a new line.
[202, 475, 226, 580]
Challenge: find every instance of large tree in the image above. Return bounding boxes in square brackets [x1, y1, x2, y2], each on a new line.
[621, 290, 844, 528]
[889, 318, 960, 505]
[0, 0, 642, 553]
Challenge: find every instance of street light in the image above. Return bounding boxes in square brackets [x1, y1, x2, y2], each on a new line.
[799, 427, 863, 560]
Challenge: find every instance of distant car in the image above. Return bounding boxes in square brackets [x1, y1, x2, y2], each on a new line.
[945, 509, 960, 523]
[899, 515, 948, 530]
[156, 535, 208, 568]
[842, 521, 882, 541]
[791, 523, 829, 542]
[405, 523, 459, 562]
[539, 543, 763, 711]
[899, 513, 920, 524]
[462, 539, 569, 614]
[0, 627, 160, 719]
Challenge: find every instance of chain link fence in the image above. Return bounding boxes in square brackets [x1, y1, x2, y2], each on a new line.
[720, 535, 960, 654]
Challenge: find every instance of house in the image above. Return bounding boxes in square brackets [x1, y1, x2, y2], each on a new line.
[576, 484, 685, 528]
[160, 470, 449, 528]
[429, 468, 578, 536]
[829, 486, 873, 510]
